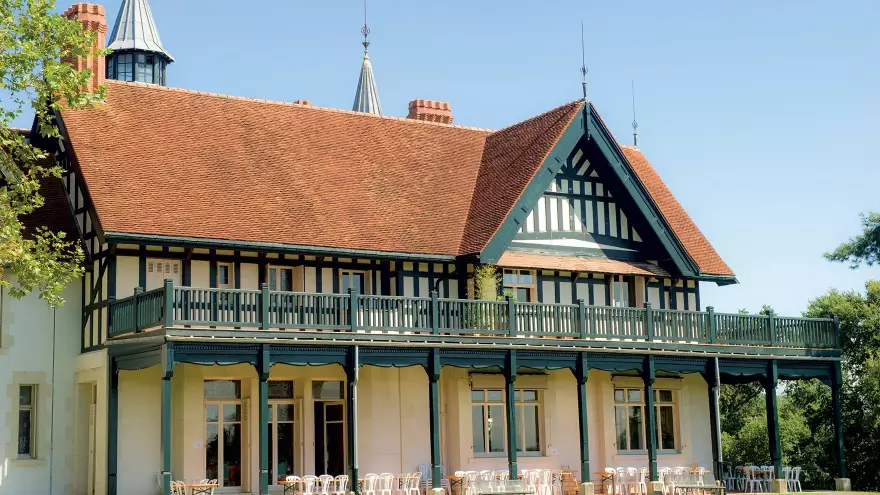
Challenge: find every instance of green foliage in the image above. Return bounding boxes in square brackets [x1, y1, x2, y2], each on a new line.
[825, 212, 880, 268]
[474, 264, 500, 301]
[0, 0, 102, 304]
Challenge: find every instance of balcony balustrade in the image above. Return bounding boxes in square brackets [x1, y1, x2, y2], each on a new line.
[106, 280, 838, 350]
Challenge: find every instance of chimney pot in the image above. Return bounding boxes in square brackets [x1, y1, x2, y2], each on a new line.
[407, 99, 453, 124]
[62, 3, 108, 93]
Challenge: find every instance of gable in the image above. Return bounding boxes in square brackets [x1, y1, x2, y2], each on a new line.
[510, 144, 655, 261]
[479, 103, 735, 283]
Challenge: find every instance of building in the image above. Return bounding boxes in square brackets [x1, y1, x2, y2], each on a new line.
[0, 1, 849, 495]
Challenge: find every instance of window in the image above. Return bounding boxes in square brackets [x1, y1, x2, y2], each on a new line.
[609, 275, 636, 308]
[341, 270, 367, 294]
[146, 259, 181, 290]
[218, 263, 233, 289]
[18, 385, 35, 458]
[502, 269, 536, 302]
[268, 267, 293, 292]
[312, 380, 344, 400]
[106, 57, 115, 79]
[205, 380, 243, 488]
[269, 381, 295, 483]
[614, 388, 677, 453]
[471, 389, 542, 456]
[136, 53, 154, 83]
[117, 53, 133, 81]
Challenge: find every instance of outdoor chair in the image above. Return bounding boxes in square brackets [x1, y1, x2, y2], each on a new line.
[787, 467, 802, 492]
[319, 474, 335, 494]
[363, 474, 380, 495]
[303, 475, 320, 495]
[334, 475, 351, 495]
[379, 473, 396, 495]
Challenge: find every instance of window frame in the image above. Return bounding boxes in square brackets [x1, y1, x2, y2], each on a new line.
[608, 274, 637, 308]
[217, 262, 233, 289]
[18, 384, 36, 459]
[470, 388, 543, 457]
[268, 380, 296, 484]
[267, 266, 294, 292]
[340, 269, 370, 295]
[501, 269, 537, 302]
[613, 387, 678, 454]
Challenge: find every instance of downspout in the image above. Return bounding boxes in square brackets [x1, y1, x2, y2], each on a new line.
[49, 304, 58, 495]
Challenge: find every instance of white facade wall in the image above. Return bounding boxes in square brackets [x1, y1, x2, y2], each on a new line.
[0, 283, 82, 495]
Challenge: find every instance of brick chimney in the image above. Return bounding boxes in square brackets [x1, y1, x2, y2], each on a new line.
[62, 3, 108, 93]
[407, 99, 453, 124]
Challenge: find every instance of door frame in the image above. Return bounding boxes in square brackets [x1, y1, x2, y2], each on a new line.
[313, 397, 347, 476]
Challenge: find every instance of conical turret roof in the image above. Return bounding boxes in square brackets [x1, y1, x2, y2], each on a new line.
[107, 0, 173, 61]
[352, 49, 382, 115]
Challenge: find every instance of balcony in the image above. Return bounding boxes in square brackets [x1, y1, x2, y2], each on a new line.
[106, 281, 839, 357]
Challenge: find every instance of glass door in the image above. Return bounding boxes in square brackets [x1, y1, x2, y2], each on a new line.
[314, 401, 346, 475]
[269, 381, 297, 485]
[205, 380, 244, 489]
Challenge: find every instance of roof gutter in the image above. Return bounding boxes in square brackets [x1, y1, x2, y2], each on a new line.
[104, 232, 458, 262]
[697, 273, 739, 286]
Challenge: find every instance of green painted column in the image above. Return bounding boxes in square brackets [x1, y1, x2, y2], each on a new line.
[576, 354, 590, 483]
[347, 346, 360, 493]
[831, 361, 847, 479]
[428, 349, 442, 484]
[708, 358, 723, 481]
[107, 359, 119, 495]
[505, 350, 518, 477]
[764, 361, 783, 480]
[258, 345, 270, 494]
[160, 345, 174, 495]
[643, 356, 658, 481]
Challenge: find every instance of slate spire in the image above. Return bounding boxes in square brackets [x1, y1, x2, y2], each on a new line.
[105, 0, 173, 85]
[352, 1, 382, 115]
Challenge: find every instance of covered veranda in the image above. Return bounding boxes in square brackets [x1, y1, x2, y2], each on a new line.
[103, 338, 846, 495]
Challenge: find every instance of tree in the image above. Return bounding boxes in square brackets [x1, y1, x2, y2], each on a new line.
[825, 212, 880, 268]
[0, 0, 102, 305]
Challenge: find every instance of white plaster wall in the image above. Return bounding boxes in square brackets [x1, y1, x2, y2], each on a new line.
[240, 263, 260, 290]
[116, 255, 140, 295]
[117, 367, 161, 495]
[191, 261, 210, 289]
[0, 282, 82, 495]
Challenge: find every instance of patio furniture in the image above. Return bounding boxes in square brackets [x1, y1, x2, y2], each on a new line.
[335, 475, 351, 495]
[363, 474, 380, 495]
[786, 467, 802, 493]
[280, 476, 304, 495]
[470, 479, 533, 495]
[379, 473, 396, 495]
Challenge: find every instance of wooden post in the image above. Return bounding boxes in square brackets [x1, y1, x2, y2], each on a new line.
[576, 354, 590, 482]
[507, 295, 517, 337]
[644, 302, 654, 341]
[260, 283, 270, 330]
[160, 345, 174, 495]
[258, 345, 270, 494]
[708, 357, 723, 480]
[832, 314, 841, 350]
[349, 288, 359, 332]
[133, 287, 143, 333]
[577, 299, 587, 339]
[505, 350, 518, 477]
[429, 349, 442, 484]
[347, 346, 360, 493]
[768, 310, 777, 347]
[707, 306, 717, 344]
[430, 291, 440, 336]
[764, 360, 782, 480]
[831, 361, 847, 480]
[163, 279, 174, 329]
[643, 356, 658, 481]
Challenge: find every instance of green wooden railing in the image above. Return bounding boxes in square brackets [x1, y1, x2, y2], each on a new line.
[107, 280, 839, 349]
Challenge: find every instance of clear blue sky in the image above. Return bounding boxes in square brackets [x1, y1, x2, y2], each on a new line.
[21, 0, 880, 315]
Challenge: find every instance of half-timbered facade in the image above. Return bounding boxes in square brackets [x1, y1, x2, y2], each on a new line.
[0, 2, 850, 495]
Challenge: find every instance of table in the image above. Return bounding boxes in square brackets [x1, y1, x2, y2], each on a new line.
[672, 484, 725, 495]
[278, 479, 299, 495]
[447, 475, 464, 495]
[594, 472, 617, 495]
[186, 482, 218, 495]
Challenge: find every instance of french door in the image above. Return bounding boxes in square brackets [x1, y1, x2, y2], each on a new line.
[269, 399, 299, 484]
[313, 401, 346, 475]
[205, 380, 244, 489]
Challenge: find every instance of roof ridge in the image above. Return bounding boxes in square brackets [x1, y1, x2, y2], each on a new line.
[104, 80, 496, 133]
[492, 99, 583, 134]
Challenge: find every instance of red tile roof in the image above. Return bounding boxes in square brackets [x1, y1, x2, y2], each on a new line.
[497, 252, 670, 278]
[620, 146, 733, 277]
[59, 81, 732, 277]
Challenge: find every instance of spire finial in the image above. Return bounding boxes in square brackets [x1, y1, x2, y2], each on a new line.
[631, 80, 639, 147]
[580, 21, 588, 101]
[361, 0, 370, 51]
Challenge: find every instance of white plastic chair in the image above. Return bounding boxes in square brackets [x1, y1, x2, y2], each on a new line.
[335, 475, 351, 495]
[464, 471, 480, 495]
[745, 467, 764, 493]
[303, 475, 320, 495]
[405, 472, 424, 495]
[479, 470, 494, 481]
[497, 470, 510, 481]
[379, 473, 396, 495]
[363, 474, 381, 495]
[319, 474, 335, 494]
[788, 467, 802, 492]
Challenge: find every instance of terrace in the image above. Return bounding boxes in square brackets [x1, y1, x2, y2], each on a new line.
[105, 280, 839, 358]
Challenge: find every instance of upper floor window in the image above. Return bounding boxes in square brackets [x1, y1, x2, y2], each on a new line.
[18, 385, 36, 459]
[341, 270, 367, 294]
[117, 53, 133, 81]
[502, 269, 536, 302]
[136, 53, 154, 83]
[268, 267, 293, 292]
[614, 388, 677, 453]
[471, 388, 542, 456]
[609, 275, 636, 308]
[217, 263, 233, 289]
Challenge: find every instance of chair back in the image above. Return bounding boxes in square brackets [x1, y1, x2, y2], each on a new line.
[363, 474, 380, 492]
[303, 475, 319, 494]
[792, 467, 802, 481]
[319, 474, 335, 494]
[479, 470, 494, 481]
[455, 471, 467, 477]
[379, 473, 396, 491]
[335, 475, 351, 494]
[419, 464, 432, 481]
[465, 471, 479, 482]
[497, 470, 510, 481]
[410, 472, 424, 492]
